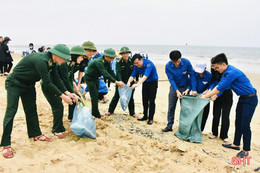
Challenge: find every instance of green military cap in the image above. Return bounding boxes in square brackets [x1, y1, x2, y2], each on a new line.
[70, 46, 87, 56]
[49, 44, 70, 60]
[119, 46, 131, 54]
[82, 41, 97, 51]
[103, 48, 117, 58]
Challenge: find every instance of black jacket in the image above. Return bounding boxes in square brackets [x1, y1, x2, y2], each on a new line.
[0, 43, 13, 62]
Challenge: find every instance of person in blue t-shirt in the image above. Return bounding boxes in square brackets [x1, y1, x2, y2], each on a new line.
[127, 54, 159, 125]
[162, 50, 197, 132]
[201, 53, 258, 158]
[185, 63, 212, 132]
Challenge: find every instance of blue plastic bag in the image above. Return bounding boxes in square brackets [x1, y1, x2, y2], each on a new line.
[70, 103, 96, 139]
[118, 84, 133, 111]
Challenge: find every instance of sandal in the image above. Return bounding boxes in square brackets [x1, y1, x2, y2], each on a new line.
[33, 134, 53, 142]
[222, 144, 240, 150]
[52, 132, 66, 139]
[105, 112, 111, 116]
[209, 135, 217, 139]
[132, 114, 138, 118]
[2, 146, 14, 159]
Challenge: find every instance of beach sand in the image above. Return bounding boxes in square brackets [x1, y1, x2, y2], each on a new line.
[0, 54, 259, 173]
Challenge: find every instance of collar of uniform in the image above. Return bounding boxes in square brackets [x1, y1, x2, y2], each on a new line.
[170, 58, 184, 68]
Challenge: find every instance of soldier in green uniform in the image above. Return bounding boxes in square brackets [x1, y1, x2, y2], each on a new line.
[41, 46, 86, 139]
[106, 46, 138, 117]
[68, 41, 96, 121]
[84, 48, 124, 118]
[76, 41, 97, 88]
[1, 44, 72, 159]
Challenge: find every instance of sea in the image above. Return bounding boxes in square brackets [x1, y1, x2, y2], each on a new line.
[9, 44, 260, 74]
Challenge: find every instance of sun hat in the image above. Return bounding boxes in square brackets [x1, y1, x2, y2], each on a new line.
[48, 44, 70, 60]
[119, 46, 131, 54]
[70, 46, 87, 56]
[103, 48, 117, 58]
[195, 63, 207, 73]
[82, 41, 97, 51]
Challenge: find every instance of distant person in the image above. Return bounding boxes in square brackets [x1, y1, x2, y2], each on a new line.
[162, 50, 197, 132]
[0, 37, 13, 76]
[38, 47, 43, 52]
[47, 47, 51, 51]
[145, 54, 149, 59]
[28, 43, 35, 54]
[0, 36, 4, 76]
[208, 67, 232, 142]
[127, 54, 159, 125]
[0, 36, 3, 45]
[41, 46, 46, 52]
[201, 53, 258, 158]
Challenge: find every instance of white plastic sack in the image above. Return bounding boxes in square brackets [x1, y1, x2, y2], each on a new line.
[118, 84, 133, 111]
[70, 104, 96, 139]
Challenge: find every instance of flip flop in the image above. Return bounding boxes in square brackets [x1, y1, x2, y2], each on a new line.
[52, 132, 66, 139]
[105, 112, 111, 116]
[33, 134, 53, 142]
[222, 144, 240, 150]
[2, 146, 14, 159]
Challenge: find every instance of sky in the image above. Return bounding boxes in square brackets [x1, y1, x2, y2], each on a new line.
[1, 0, 260, 47]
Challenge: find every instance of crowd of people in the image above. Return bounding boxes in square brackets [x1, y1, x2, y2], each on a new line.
[0, 41, 258, 161]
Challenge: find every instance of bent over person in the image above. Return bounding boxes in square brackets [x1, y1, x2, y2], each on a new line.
[201, 53, 258, 158]
[1, 44, 73, 159]
[84, 48, 124, 118]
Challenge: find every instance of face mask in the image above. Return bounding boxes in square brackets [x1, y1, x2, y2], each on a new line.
[29, 47, 33, 50]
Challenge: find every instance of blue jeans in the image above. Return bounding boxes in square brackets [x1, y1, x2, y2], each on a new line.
[233, 95, 258, 151]
[167, 86, 187, 128]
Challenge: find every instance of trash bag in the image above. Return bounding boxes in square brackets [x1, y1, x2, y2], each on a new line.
[70, 103, 96, 139]
[118, 84, 133, 111]
[175, 95, 210, 143]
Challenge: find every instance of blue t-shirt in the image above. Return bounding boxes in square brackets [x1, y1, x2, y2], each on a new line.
[188, 70, 211, 93]
[165, 58, 196, 91]
[217, 65, 256, 96]
[131, 59, 158, 82]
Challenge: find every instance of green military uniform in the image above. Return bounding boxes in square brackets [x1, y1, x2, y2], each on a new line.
[108, 46, 137, 115]
[84, 48, 117, 118]
[41, 62, 68, 133]
[67, 42, 96, 120]
[0, 44, 70, 146]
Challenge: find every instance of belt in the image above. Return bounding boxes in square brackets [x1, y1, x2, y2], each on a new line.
[240, 94, 257, 99]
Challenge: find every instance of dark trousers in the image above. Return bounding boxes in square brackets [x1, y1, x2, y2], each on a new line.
[212, 89, 233, 139]
[86, 79, 100, 118]
[108, 85, 135, 116]
[104, 77, 111, 88]
[98, 92, 108, 100]
[0, 61, 4, 74]
[1, 75, 42, 146]
[201, 103, 210, 131]
[142, 80, 158, 120]
[41, 84, 66, 133]
[167, 86, 187, 128]
[3, 62, 13, 73]
[68, 103, 76, 120]
[233, 95, 258, 151]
